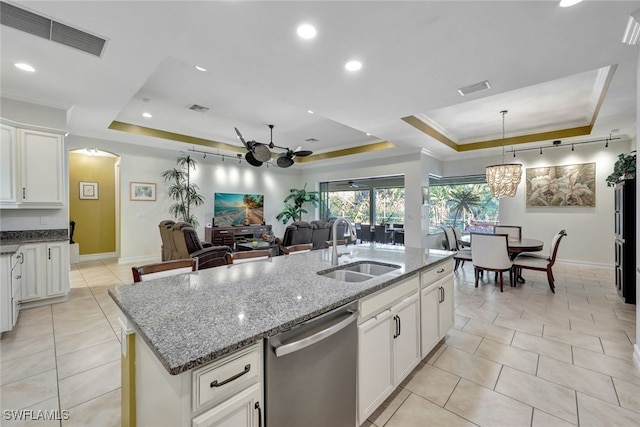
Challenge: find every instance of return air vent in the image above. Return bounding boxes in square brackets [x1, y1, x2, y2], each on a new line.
[0, 1, 107, 57]
[457, 80, 491, 96]
[188, 104, 210, 113]
[305, 138, 319, 142]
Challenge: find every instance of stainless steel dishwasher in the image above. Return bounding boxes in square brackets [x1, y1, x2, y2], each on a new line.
[265, 302, 358, 427]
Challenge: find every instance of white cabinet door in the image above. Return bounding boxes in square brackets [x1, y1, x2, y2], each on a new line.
[18, 129, 64, 206]
[358, 309, 394, 426]
[0, 124, 18, 205]
[45, 242, 69, 297]
[11, 252, 22, 326]
[0, 254, 12, 332]
[21, 244, 46, 301]
[438, 275, 454, 337]
[420, 283, 440, 358]
[392, 293, 421, 384]
[191, 383, 262, 427]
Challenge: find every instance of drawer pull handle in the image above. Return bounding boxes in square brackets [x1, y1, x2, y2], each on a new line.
[437, 268, 445, 273]
[210, 364, 251, 388]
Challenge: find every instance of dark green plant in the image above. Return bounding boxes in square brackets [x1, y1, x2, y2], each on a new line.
[449, 187, 482, 229]
[276, 184, 320, 224]
[161, 153, 204, 226]
[606, 151, 636, 187]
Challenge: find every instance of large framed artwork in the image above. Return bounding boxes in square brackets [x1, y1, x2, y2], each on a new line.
[214, 193, 265, 226]
[526, 162, 595, 207]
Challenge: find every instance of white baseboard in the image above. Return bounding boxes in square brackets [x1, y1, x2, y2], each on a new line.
[555, 259, 614, 269]
[77, 252, 117, 262]
[117, 254, 161, 265]
[634, 344, 640, 374]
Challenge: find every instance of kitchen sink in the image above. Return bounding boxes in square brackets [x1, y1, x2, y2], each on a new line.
[341, 262, 400, 276]
[318, 261, 401, 282]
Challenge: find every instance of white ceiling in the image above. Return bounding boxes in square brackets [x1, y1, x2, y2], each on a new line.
[1, 1, 638, 168]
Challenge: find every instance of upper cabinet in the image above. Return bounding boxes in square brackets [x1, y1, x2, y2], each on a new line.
[1, 123, 65, 209]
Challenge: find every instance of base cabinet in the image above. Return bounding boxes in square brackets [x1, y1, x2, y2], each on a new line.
[1, 252, 23, 332]
[192, 384, 262, 427]
[421, 271, 454, 358]
[357, 275, 420, 425]
[20, 242, 69, 303]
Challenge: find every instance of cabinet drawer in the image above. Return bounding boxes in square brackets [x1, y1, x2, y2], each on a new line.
[421, 260, 453, 287]
[359, 275, 419, 321]
[192, 343, 262, 412]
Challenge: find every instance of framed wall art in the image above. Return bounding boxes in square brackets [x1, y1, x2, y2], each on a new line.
[130, 182, 157, 201]
[79, 181, 98, 200]
[214, 193, 264, 226]
[526, 162, 595, 207]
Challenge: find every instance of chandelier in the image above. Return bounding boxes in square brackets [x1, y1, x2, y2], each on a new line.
[486, 110, 522, 198]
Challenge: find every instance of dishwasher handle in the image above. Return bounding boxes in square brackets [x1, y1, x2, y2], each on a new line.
[273, 310, 358, 357]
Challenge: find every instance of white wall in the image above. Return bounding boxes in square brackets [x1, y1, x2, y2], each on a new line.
[444, 140, 632, 266]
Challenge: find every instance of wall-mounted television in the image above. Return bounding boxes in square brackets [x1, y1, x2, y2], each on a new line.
[214, 193, 264, 226]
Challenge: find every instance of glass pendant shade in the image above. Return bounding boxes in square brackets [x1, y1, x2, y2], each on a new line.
[486, 163, 523, 198]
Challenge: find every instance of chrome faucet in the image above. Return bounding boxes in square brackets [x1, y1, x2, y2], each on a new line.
[331, 217, 352, 266]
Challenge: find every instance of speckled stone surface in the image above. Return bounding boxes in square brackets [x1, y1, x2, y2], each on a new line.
[0, 229, 68, 245]
[109, 244, 454, 375]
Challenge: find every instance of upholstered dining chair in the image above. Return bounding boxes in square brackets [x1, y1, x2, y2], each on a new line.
[230, 249, 272, 264]
[470, 233, 513, 292]
[442, 226, 472, 271]
[132, 258, 197, 283]
[284, 243, 313, 254]
[512, 230, 567, 293]
[493, 225, 522, 240]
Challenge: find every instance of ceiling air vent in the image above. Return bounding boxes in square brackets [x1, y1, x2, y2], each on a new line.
[188, 104, 210, 113]
[0, 1, 107, 57]
[457, 80, 491, 96]
[305, 138, 319, 142]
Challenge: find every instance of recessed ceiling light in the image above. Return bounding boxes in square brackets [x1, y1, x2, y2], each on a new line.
[297, 24, 317, 39]
[142, 112, 152, 118]
[345, 60, 362, 72]
[307, 110, 314, 114]
[15, 63, 35, 72]
[366, 132, 372, 136]
[559, 0, 582, 7]
[195, 65, 207, 72]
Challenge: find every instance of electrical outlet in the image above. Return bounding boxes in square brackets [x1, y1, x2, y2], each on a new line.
[40, 216, 49, 225]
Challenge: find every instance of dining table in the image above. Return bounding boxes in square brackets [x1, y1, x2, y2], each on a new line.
[459, 234, 544, 283]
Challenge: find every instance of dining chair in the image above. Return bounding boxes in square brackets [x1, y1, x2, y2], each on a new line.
[452, 226, 469, 248]
[284, 243, 313, 254]
[470, 233, 513, 292]
[493, 225, 522, 240]
[132, 258, 197, 283]
[442, 226, 472, 271]
[231, 249, 272, 264]
[512, 230, 567, 293]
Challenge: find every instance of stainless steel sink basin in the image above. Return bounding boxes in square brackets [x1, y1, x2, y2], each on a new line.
[341, 262, 400, 276]
[320, 270, 375, 282]
[318, 261, 401, 282]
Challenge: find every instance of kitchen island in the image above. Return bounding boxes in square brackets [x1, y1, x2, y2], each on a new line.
[109, 244, 455, 427]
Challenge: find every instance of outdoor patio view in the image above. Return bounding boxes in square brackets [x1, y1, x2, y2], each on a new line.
[429, 182, 499, 234]
[323, 188, 405, 226]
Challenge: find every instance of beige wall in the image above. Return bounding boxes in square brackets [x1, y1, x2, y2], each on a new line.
[69, 152, 118, 255]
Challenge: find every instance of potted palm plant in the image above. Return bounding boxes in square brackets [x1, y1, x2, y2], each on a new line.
[276, 184, 320, 224]
[161, 153, 205, 226]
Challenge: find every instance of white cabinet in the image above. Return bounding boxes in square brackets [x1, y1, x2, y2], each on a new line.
[420, 260, 455, 358]
[192, 383, 262, 427]
[0, 123, 64, 209]
[135, 334, 263, 427]
[0, 124, 18, 204]
[357, 275, 420, 425]
[20, 242, 69, 303]
[1, 252, 23, 332]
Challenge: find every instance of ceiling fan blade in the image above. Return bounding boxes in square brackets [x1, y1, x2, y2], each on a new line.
[252, 143, 272, 162]
[294, 150, 313, 157]
[276, 152, 294, 168]
[245, 151, 263, 167]
[234, 127, 250, 150]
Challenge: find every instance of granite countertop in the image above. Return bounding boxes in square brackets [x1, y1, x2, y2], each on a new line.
[1, 229, 69, 253]
[109, 244, 454, 375]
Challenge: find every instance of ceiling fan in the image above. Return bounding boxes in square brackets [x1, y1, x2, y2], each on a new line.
[234, 125, 313, 168]
[337, 180, 363, 188]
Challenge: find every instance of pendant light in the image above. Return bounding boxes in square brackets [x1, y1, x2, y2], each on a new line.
[485, 110, 522, 198]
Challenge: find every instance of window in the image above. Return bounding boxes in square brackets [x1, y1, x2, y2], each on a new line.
[428, 175, 499, 233]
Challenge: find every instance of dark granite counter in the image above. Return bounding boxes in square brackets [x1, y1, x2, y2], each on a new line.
[109, 244, 454, 375]
[0, 229, 68, 255]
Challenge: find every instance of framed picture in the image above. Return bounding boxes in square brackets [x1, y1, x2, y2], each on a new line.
[79, 181, 98, 200]
[526, 162, 595, 207]
[214, 193, 264, 226]
[130, 182, 157, 201]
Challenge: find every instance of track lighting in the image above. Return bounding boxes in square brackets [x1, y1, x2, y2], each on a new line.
[507, 135, 621, 156]
[540, 147, 543, 155]
[571, 144, 574, 152]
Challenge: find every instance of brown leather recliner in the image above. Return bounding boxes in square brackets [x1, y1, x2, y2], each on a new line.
[310, 220, 331, 250]
[171, 222, 232, 270]
[159, 220, 176, 261]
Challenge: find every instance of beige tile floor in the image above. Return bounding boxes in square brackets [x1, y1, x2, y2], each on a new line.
[0, 259, 638, 426]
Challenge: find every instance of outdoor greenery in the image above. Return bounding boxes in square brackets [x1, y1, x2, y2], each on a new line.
[161, 153, 204, 227]
[429, 184, 498, 231]
[606, 151, 636, 187]
[276, 184, 320, 224]
[324, 187, 405, 225]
